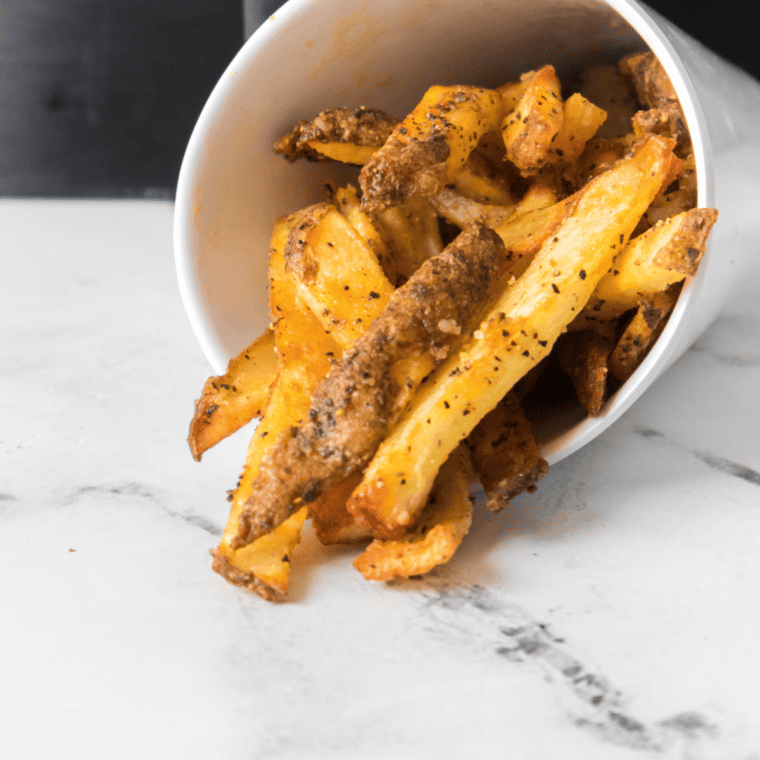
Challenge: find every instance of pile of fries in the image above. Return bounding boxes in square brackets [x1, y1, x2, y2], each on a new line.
[189, 53, 717, 602]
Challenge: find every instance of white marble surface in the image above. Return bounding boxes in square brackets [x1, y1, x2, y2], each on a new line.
[2, 200, 759, 760]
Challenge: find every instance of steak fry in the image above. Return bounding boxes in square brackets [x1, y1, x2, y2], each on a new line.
[231, 224, 506, 548]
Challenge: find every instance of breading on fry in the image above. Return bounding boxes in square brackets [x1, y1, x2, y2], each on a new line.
[274, 106, 399, 164]
[231, 224, 506, 548]
[360, 85, 503, 213]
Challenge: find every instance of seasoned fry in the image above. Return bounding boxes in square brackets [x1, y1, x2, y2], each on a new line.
[452, 151, 516, 206]
[467, 392, 548, 511]
[373, 197, 444, 281]
[231, 225, 506, 548]
[360, 85, 503, 212]
[354, 445, 474, 580]
[431, 187, 515, 230]
[334, 185, 398, 285]
[501, 65, 564, 176]
[608, 285, 680, 381]
[284, 203, 394, 349]
[188, 328, 277, 461]
[577, 64, 638, 139]
[555, 322, 617, 416]
[575, 207, 718, 324]
[274, 106, 398, 164]
[620, 52, 688, 149]
[310, 472, 371, 545]
[347, 135, 675, 537]
[548, 93, 607, 163]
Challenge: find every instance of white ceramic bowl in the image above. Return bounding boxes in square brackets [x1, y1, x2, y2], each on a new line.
[175, 0, 760, 464]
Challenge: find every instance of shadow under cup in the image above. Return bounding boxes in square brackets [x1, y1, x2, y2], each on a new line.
[175, 0, 760, 464]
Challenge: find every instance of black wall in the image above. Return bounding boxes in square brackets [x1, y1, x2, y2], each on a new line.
[0, 0, 748, 198]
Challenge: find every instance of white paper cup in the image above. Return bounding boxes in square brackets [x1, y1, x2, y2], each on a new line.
[174, 0, 760, 463]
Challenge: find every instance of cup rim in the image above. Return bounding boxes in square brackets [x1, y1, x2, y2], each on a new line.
[173, 0, 715, 464]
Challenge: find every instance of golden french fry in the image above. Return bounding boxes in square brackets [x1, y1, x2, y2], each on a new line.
[284, 203, 394, 349]
[354, 445, 473, 581]
[555, 322, 617, 416]
[347, 135, 675, 537]
[334, 185, 398, 285]
[575, 207, 718, 324]
[501, 65, 564, 176]
[212, 213, 341, 600]
[467, 392, 548, 511]
[232, 225, 505, 548]
[430, 188, 515, 230]
[360, 85, 503, 213]
[608, 285, 680, 382]
[188, 328, 277, 461]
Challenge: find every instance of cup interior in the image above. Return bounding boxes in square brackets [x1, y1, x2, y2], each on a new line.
[174, 0, 708, 463]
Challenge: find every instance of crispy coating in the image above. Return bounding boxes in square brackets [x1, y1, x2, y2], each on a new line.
[274, 107, 399, 162]
[467, 392, 548, 511]
[231, 225, 506, 548]
[620, 52, 688, 149]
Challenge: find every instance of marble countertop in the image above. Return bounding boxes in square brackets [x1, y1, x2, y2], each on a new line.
[3, 200, 759, 759]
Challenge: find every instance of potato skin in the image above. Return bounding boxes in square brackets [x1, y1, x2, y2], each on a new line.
[274, 107, 399, 162]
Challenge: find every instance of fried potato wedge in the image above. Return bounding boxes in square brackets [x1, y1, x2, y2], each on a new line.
[310, 472, 371, 545]
[608, 285, 680, 382]
[274, 107, 398, 163]
[452, 151, 516, 206]
[354, 445, 473, 581]
[284, 203, 394, 349]
[431, 187, 515, 230]
[232, 225, 506, 548]
[188, 328, 277, 461]
[334, 185, 398, 285]
[502, 65, 564, 176]
[373, 197, 444, 281]
[548, 93, 607, 163]
[211, 507, 308, 602]
[555, 321, 617, 416]
[620, 52, 688, 149]
[212, 214, 341, 600]
[360, 86, 503, 213]
[347, 135, 675, 536]
[575, 207, 718, 324]
[467, 392, 548, 511]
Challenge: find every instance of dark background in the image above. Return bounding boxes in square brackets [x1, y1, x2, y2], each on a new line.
[0, 0, 747, 199]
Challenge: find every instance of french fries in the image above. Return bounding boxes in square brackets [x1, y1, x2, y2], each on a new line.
[190, 54, 717, 601]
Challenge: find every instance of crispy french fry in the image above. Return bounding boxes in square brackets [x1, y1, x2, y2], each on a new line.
[608, 285, 680, 382]
[231, 225, 506, 548]
[574, 207, 718, 324]
[501, 65, 564, 176]
[347, 135, 675, 537]
[430, 187, 515, 230]
[548, 93, 607, 163]
[274, 107, 398, 163]
[467, 392, 548, 511]
[555, 322, 617, 416]
[310, 472, 371, 545]
[452, 151, 515, 206]
[360, 86, 503, 213]
[334, 185, 398, 285]
[188, 328, 277, 461]
[373, 197, 444, 280]
[354, 445, 473, 581]
[577, 64, 639, 140]
[212, 213, 342, 600]
[284, 203, 394, 349]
